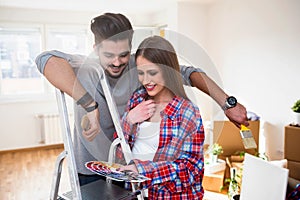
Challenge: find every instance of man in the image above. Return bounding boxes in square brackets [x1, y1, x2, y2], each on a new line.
[36, 13, 248, 185]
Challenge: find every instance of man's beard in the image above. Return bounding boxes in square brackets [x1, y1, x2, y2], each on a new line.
[105, 63, 127, 78]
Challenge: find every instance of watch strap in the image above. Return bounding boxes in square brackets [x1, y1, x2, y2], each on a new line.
[85, 102, 99, 112]
[222, 104, 230, 110]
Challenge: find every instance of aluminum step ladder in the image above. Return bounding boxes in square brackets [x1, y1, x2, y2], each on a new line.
[50, 66, 144, 200]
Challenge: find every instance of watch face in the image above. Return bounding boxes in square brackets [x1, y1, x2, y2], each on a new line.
[227, 96, 237, 106]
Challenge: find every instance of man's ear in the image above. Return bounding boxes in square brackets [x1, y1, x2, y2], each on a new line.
[93, 44, 99, 54]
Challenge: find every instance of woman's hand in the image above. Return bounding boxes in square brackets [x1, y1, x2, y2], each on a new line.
[117, 164, 138, 174]
[81, 109, 100, 141]
[127, 99, 156, 124]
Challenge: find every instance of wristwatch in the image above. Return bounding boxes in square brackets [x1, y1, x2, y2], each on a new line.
[222, 96, 237, 110]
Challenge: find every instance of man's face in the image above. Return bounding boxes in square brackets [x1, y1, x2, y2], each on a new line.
[96, 39, 131, 78]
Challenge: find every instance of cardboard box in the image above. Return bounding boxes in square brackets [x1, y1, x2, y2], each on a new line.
[231, 155, 245, 162]
[284, 125, 300, 162]
[287, 160, 300, 180]
[202, 170, 225, 192]
[213, 121, 260, 156]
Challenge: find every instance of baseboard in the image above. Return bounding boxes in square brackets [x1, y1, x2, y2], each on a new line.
[0, 143, 64, 154]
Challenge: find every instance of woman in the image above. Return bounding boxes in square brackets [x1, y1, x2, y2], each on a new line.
[117, 35, 205, 199]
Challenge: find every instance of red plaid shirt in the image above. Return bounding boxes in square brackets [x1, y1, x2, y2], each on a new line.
[118, 88, 205, 199]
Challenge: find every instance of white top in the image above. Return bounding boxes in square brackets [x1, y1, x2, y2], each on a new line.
[132, 121, 160, 161]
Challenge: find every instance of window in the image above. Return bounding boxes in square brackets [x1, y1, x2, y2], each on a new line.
[0, 23, 160, 101]
[0, 26, 43, 95]
[0, 24, 90, 100]
[46, 25, 90, 54]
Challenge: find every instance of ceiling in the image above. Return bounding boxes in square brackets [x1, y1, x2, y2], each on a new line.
[0, 0, 215, 14]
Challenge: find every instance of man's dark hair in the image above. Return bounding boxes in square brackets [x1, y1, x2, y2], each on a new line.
[91, 13, 134, 47]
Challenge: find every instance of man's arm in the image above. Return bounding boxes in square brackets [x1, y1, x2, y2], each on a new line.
[36, 52, 100, 140]
[35, 51, 88, 100]
[189, 72, 249, 128]
[44, 57, 87, 100]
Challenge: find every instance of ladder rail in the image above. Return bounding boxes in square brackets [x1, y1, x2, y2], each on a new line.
[52, 89, 82, 200]
[96, 68, 133, 164]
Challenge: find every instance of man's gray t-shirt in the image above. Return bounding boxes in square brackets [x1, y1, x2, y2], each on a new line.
[35, 50, 203, 174]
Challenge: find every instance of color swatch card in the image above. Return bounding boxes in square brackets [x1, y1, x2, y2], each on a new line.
[85, 161, 150, 183]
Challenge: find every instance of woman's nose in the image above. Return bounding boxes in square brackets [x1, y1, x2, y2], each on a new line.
[142, 74, 150, 84]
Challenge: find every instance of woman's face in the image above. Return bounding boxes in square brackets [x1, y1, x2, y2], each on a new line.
[136, 56, 167, 98]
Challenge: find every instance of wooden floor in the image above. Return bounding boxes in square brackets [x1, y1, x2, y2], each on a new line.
[0, 145, 228, 200]
[0, 145, 70, 200]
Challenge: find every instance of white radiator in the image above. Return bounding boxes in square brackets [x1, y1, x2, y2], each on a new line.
[36, 113, 74, 144]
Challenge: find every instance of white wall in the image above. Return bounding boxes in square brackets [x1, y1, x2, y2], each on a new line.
[176, 2, 218, 122]
[205, 0, 300, 160]
[162, 0, 300, 160]
[0, 96, 57, 149]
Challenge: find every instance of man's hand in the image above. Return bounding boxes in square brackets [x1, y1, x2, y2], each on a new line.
[81, 109, 100, 141]
[127, 100, 156, 124]
[224, 103, 249, 128]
